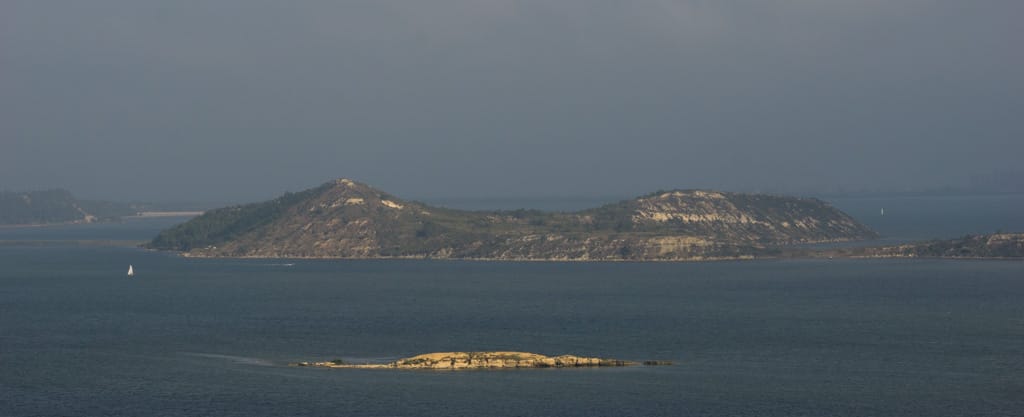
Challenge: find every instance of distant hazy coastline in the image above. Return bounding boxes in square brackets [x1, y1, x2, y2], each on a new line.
[129, 211, 205, 218]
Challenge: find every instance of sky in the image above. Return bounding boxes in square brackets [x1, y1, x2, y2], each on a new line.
[1, 1, 1022, 203]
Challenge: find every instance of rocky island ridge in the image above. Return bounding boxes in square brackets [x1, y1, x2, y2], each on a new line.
[146, 178, 877, 261]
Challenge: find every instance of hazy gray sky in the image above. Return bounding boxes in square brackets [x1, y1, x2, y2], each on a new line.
[2, 1, 1021, 202]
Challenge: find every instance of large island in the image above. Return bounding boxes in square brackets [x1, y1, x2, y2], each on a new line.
[145, 178, 877, 261]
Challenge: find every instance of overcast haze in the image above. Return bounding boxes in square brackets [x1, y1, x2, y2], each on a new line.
[2, 1, 1021, 203]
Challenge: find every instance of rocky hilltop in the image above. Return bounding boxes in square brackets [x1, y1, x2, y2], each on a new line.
[146, 179, 876, 260]
[295, 351, 641, 370]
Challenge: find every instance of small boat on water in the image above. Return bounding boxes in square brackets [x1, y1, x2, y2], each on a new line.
[127, 265, 134, 277]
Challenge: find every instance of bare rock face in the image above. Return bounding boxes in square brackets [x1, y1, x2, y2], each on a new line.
[147, 178, 877, 261]
[295, 351, 642, 370]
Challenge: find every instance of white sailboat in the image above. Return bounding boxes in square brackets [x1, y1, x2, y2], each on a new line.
[880, 208, 885, 216]
[127, 265, 134, 277]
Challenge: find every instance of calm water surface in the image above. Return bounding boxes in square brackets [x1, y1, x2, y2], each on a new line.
[1, 195, 1022, 416]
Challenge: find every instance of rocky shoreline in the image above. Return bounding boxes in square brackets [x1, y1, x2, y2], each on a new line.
[819, 233, 1024, 260]
[180, 252, 759, 262]
[293, 351, 669, 370]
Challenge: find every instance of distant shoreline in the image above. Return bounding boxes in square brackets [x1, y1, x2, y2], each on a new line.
[176, 253, 760, 262]
[169, 233, 1024, 262]
[0, 220, 106, 229]
[128, 211, 205, 218]
[0, 239, 145, 247]
[172, 252, 1023, 262]
[0, 211, 203, 228]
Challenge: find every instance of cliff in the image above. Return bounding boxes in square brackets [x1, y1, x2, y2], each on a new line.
[295, 351, 641, 370]
[146, 178, 876, 260]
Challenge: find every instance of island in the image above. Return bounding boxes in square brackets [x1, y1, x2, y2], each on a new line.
[0, 189, 137, 226]
[832, 233, 1024, 259]
[145, 178, 877, 261]
[292, 351, 665, 370]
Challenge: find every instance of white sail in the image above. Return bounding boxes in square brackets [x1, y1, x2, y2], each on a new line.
[127, 265, 134, 277]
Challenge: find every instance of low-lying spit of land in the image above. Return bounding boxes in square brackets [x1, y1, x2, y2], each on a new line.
[293, 351, 672, 370]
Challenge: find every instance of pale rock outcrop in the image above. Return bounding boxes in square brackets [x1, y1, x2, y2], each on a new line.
[295, 351, 641, 370]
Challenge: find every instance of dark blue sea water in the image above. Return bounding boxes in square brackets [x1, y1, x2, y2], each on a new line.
[827, 193, 1024, 243]
[2, 194, 1023, 416]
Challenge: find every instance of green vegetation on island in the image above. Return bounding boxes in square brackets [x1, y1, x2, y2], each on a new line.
[146, 179, 877, 261]
[146, 185, 326, 251]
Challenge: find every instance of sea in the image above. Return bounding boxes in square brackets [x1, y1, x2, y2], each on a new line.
[1, 194, 1022, 417]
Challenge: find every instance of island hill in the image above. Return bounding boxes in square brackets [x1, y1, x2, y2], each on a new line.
[145, 179, 877, 261]
[0, 189, 137, 226]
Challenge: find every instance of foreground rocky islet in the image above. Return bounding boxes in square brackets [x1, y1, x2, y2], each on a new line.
[293, 351, 670, 370]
